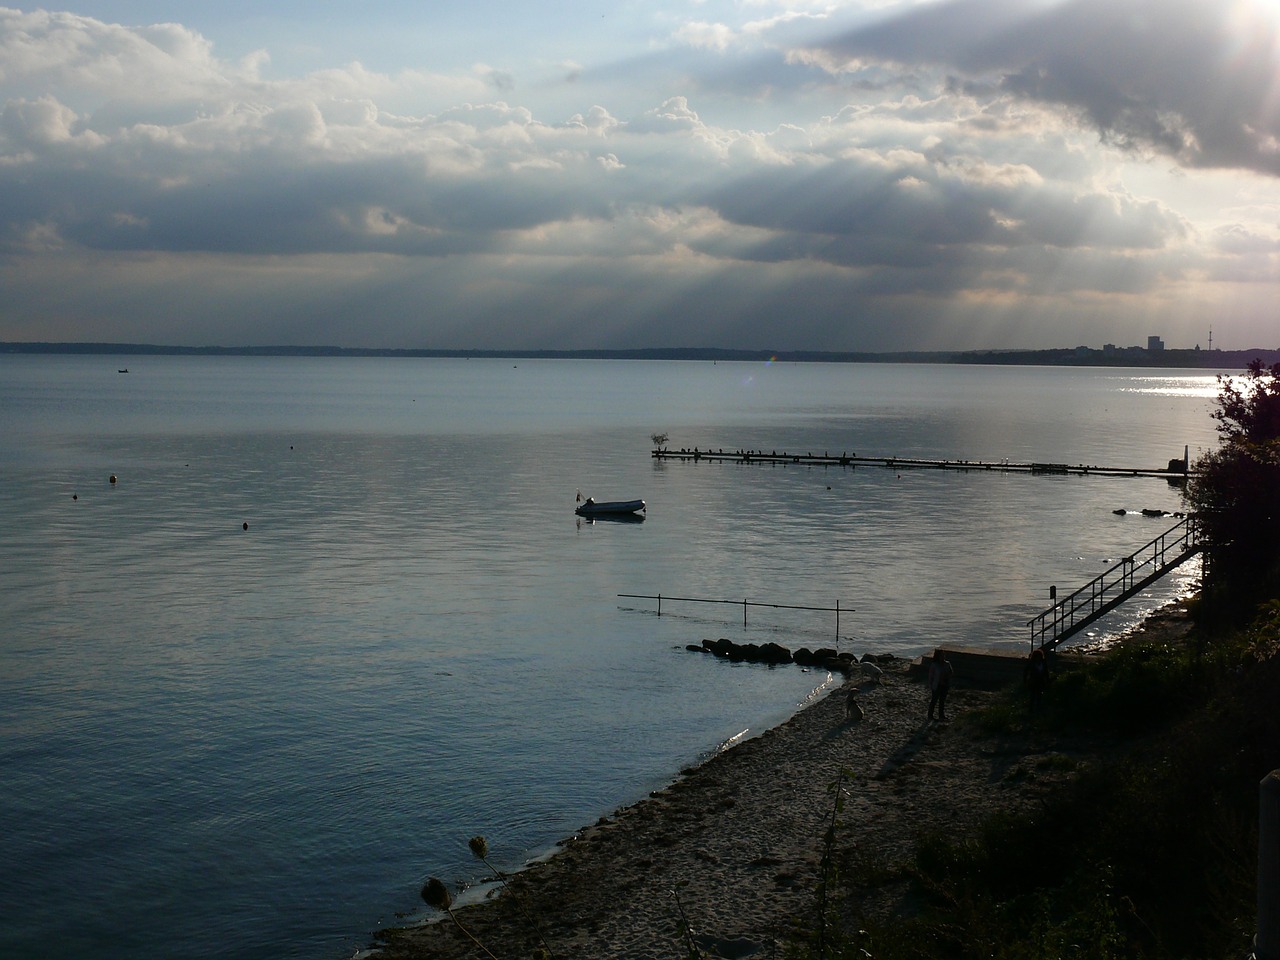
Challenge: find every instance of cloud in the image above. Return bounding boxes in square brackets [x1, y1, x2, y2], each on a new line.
[0, 8, 237, 104]
[628, 95, 705, 133]
[673, 21, 737, 52]
[804, 0, 1280, 176]
[0, 75, 1196, 288]
[0, 2, 1277, 352]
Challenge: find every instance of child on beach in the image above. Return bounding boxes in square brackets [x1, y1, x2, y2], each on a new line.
[927, 649, 953, 722]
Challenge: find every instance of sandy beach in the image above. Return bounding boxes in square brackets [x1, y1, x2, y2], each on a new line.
[372, 607, 1191, 960]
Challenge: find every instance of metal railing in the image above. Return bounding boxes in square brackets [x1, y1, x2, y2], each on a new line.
[1028, 516, 1202, 650]
[618, 593, 852, 640]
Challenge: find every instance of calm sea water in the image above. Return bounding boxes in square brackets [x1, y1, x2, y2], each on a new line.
[0, 356, 1223, 959]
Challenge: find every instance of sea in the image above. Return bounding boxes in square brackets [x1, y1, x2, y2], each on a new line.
[0, 355, 1224, 959]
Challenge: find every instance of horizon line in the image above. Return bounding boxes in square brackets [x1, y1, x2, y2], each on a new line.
[3, 340, 1278, 368]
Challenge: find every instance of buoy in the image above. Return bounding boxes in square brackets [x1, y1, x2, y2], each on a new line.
[109, 475, 117, 484]
[242, 522, 249, 531]
[72, 494, 78, 500]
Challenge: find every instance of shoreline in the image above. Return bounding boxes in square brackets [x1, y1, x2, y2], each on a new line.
[370, 605, 1194, 959]
[367, 665, 1022, 957]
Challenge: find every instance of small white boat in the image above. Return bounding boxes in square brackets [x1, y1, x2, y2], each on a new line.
[575, 496, 646, 517]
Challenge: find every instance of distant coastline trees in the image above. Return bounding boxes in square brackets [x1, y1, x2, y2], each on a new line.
[1185, 359, 1280, 615]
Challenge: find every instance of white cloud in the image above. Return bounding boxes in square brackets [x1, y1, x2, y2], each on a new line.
[628, 96, 704, 133]
[563, 105, 621, 134]
[673, 21, 737, 52]
[1, 94, 90, 145]
[0, 8, 234, 103]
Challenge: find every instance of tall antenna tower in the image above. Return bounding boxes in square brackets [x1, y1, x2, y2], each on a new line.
[1209, 328, 1214, 351]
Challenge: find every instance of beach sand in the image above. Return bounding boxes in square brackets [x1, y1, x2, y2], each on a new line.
[372, 606, 1192, 960]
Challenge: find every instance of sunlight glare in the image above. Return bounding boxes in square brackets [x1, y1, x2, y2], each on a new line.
[1120, 375, 1222, 398]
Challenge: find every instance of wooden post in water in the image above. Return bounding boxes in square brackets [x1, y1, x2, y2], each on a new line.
[1259, 770, 1280, 960]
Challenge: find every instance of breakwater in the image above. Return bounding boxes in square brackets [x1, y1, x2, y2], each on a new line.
[652, 447, 1191, 479]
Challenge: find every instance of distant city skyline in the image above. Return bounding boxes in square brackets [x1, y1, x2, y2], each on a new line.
[1, 1, 1278, 352]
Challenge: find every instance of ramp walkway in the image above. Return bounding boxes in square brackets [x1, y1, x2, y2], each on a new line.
[1027, 516, 1202, 651]
[910, 516, 1203, 685]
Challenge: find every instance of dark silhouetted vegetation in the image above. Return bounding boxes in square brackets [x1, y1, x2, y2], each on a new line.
[813, 602, 1280, 959]
[1186, 360, 1280, 617]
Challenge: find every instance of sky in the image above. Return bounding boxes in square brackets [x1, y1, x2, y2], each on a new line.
[1, 0, 1278, 352]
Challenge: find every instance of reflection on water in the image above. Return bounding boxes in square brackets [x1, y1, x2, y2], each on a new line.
[1118, 372, 1226, 398]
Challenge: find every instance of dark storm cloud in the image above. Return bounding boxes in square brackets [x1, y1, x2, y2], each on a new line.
[813, 0, 1280, 176]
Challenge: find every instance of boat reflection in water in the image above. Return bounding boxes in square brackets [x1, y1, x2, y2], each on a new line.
[576, 510, 646, 524]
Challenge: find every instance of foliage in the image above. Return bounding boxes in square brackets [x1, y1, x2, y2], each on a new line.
[1246, 599, 1280, 661]
[1209, 359, 1280, 443]
[1185, 360, 1280, 612]
[1038, 640, 1210, 735]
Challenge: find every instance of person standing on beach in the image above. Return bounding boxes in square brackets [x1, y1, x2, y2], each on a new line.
[1024, 648, 1050, 714]
[927, 649, 953, 722]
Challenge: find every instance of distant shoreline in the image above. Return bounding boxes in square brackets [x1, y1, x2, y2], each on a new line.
[3, 341, 1277, 369]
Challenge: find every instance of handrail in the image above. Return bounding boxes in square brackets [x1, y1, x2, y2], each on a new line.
[1027, 516, 1202, 650]
[618, 593, 852, 639]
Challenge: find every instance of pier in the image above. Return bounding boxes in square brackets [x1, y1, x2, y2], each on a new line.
[1027, 515, 1203, 650]
[652, 447, 1192, 479]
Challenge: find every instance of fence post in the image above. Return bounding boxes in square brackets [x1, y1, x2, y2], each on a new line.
[1260, 770, 1280, 960]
